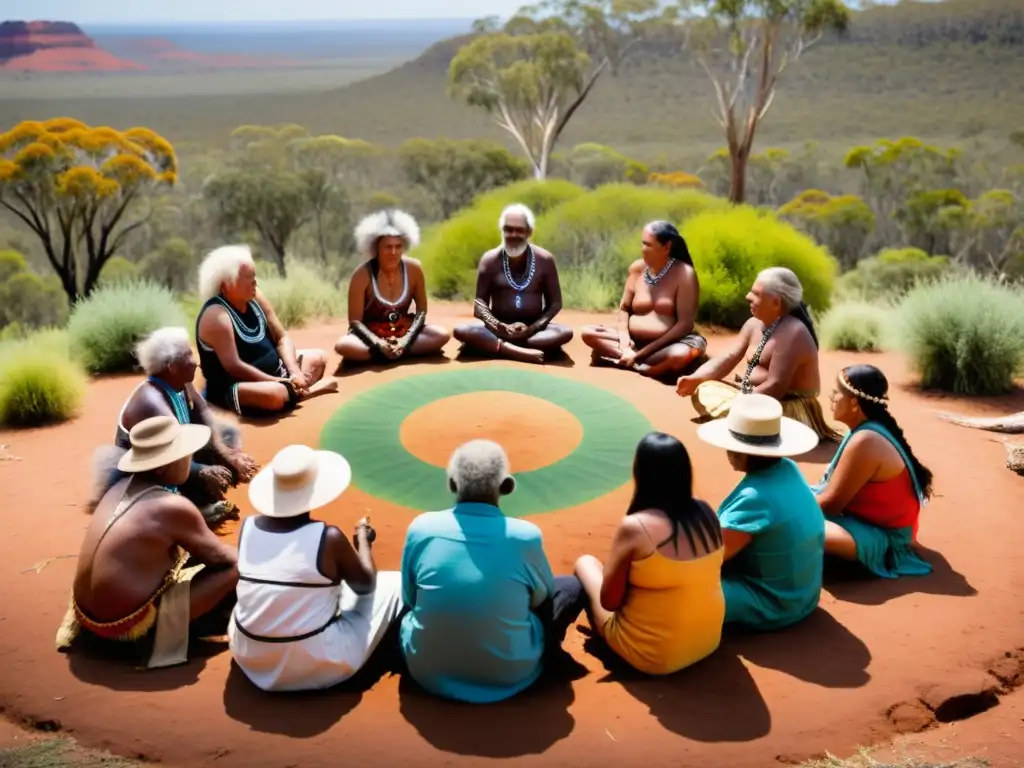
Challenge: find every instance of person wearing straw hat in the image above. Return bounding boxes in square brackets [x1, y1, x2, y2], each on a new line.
[697, 393, 825, 631]
[56, 416, 240, 669]
[228, 444, 403, 692]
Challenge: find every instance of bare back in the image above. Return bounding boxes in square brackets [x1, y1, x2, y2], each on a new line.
[629, 506, 720, 562]
[73, 478, 185, 621]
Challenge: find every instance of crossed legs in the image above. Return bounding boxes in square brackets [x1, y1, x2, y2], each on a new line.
[453, 321, 573, 364]
[580, 325, 702, 378]
[235, 349, 336, 413]
[334, 325, 450, 363]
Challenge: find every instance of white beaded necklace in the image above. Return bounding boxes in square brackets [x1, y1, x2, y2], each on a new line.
[643, 257, 676, 286]
[371, 261, 408, 309]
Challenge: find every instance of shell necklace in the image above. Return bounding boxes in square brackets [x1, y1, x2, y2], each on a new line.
[643, 257, 676, 286]
[502, 246, 536, 309]
[741, 318, 780, 394]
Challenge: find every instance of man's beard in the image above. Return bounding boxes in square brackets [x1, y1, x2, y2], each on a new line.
[503, 240, 528, 258]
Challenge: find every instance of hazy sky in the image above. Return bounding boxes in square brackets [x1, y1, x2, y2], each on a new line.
[9, 0, 526, 24]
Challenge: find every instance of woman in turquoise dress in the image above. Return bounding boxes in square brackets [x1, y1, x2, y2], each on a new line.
[696, 393, 824, 631]
[813, 364, 933, 579]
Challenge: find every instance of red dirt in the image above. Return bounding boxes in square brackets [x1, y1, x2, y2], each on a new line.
[1, 303, 1022, 768]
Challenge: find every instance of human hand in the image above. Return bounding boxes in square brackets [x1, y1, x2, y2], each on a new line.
[228, 451, 259, 483]
[199, 465, 233, 496]
[354, 516, 376, 546]
[382, 341, 404, 360]
[289, 372, 310, 396]
[506, 322, 529, 340]
[618, 349, 637, 368]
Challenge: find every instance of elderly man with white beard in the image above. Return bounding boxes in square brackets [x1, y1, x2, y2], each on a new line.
[452, 204, 573, 364]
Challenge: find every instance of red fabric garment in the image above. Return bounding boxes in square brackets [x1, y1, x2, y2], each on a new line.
[845, 467, 921, 538]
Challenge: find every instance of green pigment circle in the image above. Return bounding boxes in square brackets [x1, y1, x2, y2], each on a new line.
[319, 368, 653, 517]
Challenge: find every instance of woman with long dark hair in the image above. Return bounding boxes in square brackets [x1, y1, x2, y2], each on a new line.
[580, 221, 706, 380]
[813, 364, 934, 578]
[574, 432, 725, 674]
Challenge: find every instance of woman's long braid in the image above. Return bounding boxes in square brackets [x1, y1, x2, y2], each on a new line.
[859, 399, 934, 500]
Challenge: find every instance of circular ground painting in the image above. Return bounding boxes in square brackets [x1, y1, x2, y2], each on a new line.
[319, 368, 653, 516]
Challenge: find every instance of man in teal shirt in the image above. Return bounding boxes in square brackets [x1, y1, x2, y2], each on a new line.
[399, 440, 584, 703]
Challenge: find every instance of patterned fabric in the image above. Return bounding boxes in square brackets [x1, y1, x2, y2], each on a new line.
[692, 380, 846, 442]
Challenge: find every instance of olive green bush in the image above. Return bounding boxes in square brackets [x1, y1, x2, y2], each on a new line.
[0, 330, 86, 427]
[897, 273, 1024, 395]
[67, 281, 188, 374]
[259, 260, 347, 328]
[837, 247, 951, 301]
[819, 301, 893, 352]
[681, 207, 839, 329]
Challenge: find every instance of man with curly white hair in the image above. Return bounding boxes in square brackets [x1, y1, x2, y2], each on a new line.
[195, 244, 336, 415]
[334, 208, 450, 364]
[453, 203, 572, 364]
[398, 439, 586, 703]
[89, 327, 259, 526]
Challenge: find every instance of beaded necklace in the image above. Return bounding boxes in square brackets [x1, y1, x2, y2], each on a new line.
[214, 296, 267, 345]
[371, 261, 409, 313]
[147, 376, 191, 425]
[740, 318, 781, 394]
[502, 246, 536, 309]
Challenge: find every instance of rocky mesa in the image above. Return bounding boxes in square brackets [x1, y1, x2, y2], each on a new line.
[0, 20, 144, 72]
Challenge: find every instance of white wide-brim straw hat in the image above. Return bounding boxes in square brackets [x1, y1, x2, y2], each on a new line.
[117, 416, 212, 473]
[697, 393, 819, 458]
[248, 444, 352, 518]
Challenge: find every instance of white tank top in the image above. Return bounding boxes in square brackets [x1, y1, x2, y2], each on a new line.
[233, 518, 341, 640]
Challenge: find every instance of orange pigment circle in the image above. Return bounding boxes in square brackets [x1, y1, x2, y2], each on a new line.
[399, 391, 583, 473]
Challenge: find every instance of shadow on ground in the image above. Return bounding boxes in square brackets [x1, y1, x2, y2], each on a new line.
[397, 672, 576, 757]
[824, 546, 977, 605]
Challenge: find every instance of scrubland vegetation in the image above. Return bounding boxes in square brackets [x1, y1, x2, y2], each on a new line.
[0, 0, 1022, 426]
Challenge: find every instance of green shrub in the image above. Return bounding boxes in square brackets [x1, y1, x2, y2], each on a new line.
[897, 273, 1024, 395]
[837, 247, 951, 301]
[0, 249, 27, 283]
[138, 238, 197, 294]
[533, 184, 725, 275]
[418, 179, 584, 298]
[68, 281, 188, 374]
[560, 263, 621, 311]
[0, 272, 69, 330]
[98, 256, 141, 286]
[819, 301, 893, 352]
[0, 331, 86, 427]
[681, 207, 838, 329]
[259, 260, 346, 328]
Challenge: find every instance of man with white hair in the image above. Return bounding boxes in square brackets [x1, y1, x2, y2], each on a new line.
[334, 208, 451, 364]
[195, 244, 337, 416]
[452, 203, 573, 364]
[676, 267, 844, 441]
[90, 327, 259, 526]
[398, 440, 586, 703]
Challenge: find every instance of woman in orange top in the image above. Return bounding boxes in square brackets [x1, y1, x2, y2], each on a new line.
[574, 432, 725, 675]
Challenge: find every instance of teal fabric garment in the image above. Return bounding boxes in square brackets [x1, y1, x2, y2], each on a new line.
[828, 515, 932, 578]
[719, 458, 825, 631]
[399, 502, 556, 703]
[814, 420, 932, 579]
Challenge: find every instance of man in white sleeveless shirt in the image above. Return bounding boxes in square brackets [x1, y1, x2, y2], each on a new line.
[228, 444, 402, 692]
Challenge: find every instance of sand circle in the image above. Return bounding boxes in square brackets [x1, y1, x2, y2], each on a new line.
[399, 391, 583, 472]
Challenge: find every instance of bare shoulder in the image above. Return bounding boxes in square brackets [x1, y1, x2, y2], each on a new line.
[197, 301, 229, 332]
[627, 259, 645, 275]
[779, 315, 815, 348]
[403, 256, 424, 274]
[478, 248, 501, 271]
[149, 491, 202, 525]
[531, 245, 555, 262]
[350, 261, 371, 283]
[739, 316, 762, 340]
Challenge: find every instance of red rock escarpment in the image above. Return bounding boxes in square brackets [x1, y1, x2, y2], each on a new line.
[0, 20, 145, 71]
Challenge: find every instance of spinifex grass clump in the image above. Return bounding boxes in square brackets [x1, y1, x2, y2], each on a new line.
[898, 273, 1024, 395]
[819, 301, 893, 352]
[68, 280, 187, 374]
[259, 260, 347, 328]
[0, 330, 86, 427]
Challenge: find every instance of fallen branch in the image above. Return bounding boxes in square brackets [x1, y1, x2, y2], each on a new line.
[934, 410, 1024, 434]
[20, 554, 77, 574]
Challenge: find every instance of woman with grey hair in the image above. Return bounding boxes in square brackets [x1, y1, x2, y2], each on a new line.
[676, 267, 844, 441]
[334, 208, 450, 364]
[398, 439, 586, 702]
[89, 327, 259, 526]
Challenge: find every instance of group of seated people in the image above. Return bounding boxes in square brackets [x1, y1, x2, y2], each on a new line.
[60, 361, 934, 699]
[128, 201, 842, 444]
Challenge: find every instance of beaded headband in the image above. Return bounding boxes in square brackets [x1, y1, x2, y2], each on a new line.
[839, 372, 888, 406]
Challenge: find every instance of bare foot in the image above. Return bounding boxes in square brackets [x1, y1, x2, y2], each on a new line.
[499, 341, 545, 364]
[306, 379, 339, 398]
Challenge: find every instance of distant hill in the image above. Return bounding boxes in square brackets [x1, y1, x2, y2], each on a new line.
[0, 20, 142, 72]
[0, 0, 1020, 163]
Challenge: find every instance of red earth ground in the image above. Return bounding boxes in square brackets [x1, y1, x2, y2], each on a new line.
[1, 303, 1022, 768]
